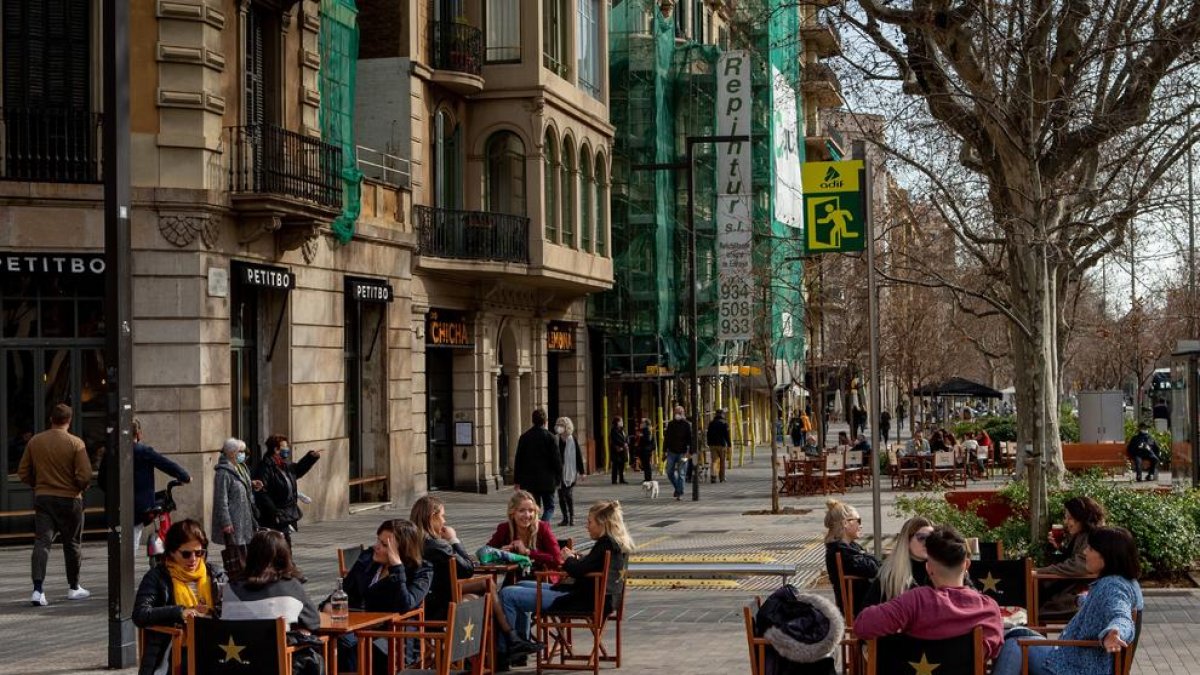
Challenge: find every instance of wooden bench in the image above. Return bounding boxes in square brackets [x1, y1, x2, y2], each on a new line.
[1061, 443, 1127, 475]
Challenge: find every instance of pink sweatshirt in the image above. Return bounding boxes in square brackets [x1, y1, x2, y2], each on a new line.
[853, 585, 1004, 659]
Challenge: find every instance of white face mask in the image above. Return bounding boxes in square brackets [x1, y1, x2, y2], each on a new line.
[674, 414, 684, 421]
[555, 425, 565, 435]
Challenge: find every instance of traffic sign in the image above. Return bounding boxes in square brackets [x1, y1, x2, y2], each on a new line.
[802, 160, 865, 253]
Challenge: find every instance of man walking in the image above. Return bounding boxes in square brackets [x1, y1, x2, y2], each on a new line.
[18, 404, 92, 606]
[879, 409, 892, 446]
[664, 405, 693, 500]
[1125, 422, 1161, 482]
[514, 408, 562, 521]
[705, 409, 732, 484]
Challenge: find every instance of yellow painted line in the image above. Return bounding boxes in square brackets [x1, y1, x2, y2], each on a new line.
[630, 553, 777, 564]
[634, 535, 672, 551]
[627, 579, 740, 590]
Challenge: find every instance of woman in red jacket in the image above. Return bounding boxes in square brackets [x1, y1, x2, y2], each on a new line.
[486, 490, 563, 576]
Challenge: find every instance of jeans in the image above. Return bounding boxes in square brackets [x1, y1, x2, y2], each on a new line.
[497, 581, 567, 653]
[533, 491, 556, 522]
[32, 495, 83, 587]
[665, 452, 686, 497]
[992, 633, 1053, 675]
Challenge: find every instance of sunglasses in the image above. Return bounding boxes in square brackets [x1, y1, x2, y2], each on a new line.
[846, 517, 862, 524]
[177, 549, 207, 560]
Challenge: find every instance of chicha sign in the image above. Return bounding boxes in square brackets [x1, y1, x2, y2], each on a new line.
[426, 309, 473, 348]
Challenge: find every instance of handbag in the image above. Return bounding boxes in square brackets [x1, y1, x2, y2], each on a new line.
[220, 545, 246, 580]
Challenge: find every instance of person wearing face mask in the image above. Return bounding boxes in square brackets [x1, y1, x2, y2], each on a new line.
[636, 417, 656, 483]
[664, 405, 694, 500]
[555, 417, 586, 527]
[252, 434, 322, 547]
[610, 416, 629, 485]
[211, 437, 262, 567]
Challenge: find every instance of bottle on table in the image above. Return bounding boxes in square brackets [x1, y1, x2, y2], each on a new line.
[330, 577, 349, 622]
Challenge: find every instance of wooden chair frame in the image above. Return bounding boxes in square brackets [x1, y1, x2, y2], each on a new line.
[743, 598, 769, 675]
[1027, 568, 1099, 627]
[357, 598, 489, 675]
[534, 551, 612, 675]
[448, 564, 497, 675]
[338, 544, 365, 578]
[835, 551, 870, 675]
[186, 615, 329, 675]
[863, 625, 986, 675]
[138, 624, 184, 675]
[1019, 609, 1141, 675]
[597, 579, 627, 667]
[888, 448, 920, 490]
[818, 451, 846, 494]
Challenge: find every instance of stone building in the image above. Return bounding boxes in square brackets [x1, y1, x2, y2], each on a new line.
[0, 0, 612, 536]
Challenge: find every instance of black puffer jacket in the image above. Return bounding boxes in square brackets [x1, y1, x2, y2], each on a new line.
[132, 561, 227, 675]
[253, 451, 320, 531]
[422, 535, 475, 620]
[755, 586, 843, 675]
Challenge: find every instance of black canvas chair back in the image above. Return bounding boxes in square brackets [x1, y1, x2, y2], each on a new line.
[338, 544, 364, 578]
[978, 541, 1003, 562]
[188, 616, 285, 675]
[970, 558, 1029, 609]
[448, 596, 488, 663]
[872, 626, 983, 675]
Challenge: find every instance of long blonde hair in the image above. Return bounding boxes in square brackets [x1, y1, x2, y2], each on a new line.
[877, 516, 933, 602]
[507, 490, 541, 550]
[823, 499, 860, 543]
[409, 495, 445, 540]
[589, 500, 635, 553]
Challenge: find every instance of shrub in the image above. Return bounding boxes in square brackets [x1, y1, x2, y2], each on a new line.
[1059, 408, 1080, 443]
[893, 493, 988, 540]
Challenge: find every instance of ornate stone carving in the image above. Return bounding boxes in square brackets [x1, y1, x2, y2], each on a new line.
[158, 214, 217, 248]
[300, 233, 321, 263]
[237, 214, 282, 244]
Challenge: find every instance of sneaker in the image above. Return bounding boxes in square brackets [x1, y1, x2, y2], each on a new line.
[30, 590, 47, 607]
[66, 586, 91, 601]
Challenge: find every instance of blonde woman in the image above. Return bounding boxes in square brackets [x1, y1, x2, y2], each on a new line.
[410, 495, 474, 621]
[823, 498, 880, 616]
[862, 517, 934, 608]
[486, 490, 563, 573]
[497, 500, 634, 664]
[554, 416, 586, 526]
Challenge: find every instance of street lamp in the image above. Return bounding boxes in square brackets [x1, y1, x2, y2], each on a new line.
[634, 134, 749, 501]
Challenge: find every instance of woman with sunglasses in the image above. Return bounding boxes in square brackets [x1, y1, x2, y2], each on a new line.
[823, 499, 880, 617]
[133, 519, 226, 675]
[861, 517, 935, 608]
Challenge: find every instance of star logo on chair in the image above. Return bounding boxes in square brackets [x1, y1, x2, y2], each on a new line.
[909, 653, 940, 675]
[218, 636, 247, 663]
[980, 572, 1002, 594]
[460, 618, 475, 643]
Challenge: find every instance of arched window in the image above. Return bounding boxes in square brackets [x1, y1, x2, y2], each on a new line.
[433, 108, 461, 209]
[544, 130, 559, 243]
[580, 145, 593, 252]
[485, 131, 526, 216]
[561, 137, 576, 248]
[595, 154, 607, 256]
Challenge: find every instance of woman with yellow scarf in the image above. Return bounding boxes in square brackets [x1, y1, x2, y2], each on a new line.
[133, 519, 227, 675]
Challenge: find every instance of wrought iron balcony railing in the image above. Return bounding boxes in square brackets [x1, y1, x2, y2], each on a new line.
[415, 205, 529, 264]
[429, 21, 483, 76]
[0, 107, 102, 183]
[226, 124, 342, 209]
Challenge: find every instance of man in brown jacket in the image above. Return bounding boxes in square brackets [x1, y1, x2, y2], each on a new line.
[18, 403, 92, 606]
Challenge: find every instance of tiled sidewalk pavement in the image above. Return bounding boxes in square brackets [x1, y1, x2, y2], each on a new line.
[0, 442, 1195, 674]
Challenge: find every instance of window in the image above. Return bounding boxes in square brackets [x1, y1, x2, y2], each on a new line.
[576, 0, 601, 97]
[580, 146, 593, 252]
[561, 138, 576, 247]
[485, 0, 520, 62]
[433, 109, 462, 209]
[244, 6, 281, 126]
[595, 155, 607, 256]
[486, 131, 526, 216]
[544, 130, 559, 243]
[544, 0, 568, 77]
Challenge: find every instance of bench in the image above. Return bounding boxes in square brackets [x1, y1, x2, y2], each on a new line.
[626, 561, 799, 586]
[1061, 443, 1127, 475]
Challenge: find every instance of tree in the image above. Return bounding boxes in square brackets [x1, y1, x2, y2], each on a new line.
[839, 0, 1200, 540]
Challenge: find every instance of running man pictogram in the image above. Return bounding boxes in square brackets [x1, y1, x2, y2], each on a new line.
[810, 197, 858, 249]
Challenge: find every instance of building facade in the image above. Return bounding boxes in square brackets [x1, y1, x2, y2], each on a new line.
[0, 0, 613, 537]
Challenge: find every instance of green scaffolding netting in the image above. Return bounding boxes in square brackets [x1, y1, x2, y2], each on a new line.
[319, 0, 363, 244]
[591, 0, 807, 379]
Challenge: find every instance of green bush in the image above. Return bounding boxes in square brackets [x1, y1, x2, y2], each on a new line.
[1059, 408, 1081, 443]
[893, 493, 988, 538]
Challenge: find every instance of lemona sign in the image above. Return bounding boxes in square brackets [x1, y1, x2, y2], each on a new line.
[802, 160, 865, 253]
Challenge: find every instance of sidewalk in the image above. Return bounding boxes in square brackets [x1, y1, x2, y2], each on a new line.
[0, 443, 1194, 673]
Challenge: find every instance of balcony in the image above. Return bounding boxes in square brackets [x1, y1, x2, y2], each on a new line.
[428, 21, 485, 95]
[800, 21, 842, 58]
[225, 124, 343, 249]
[0, 107, 102, 183]
[415, 205, 529, 265]
[802, 63, 845, 109]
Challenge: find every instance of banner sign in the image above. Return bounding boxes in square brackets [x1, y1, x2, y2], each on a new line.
[546, 321, 577, 353]
[233, 261, 295, 290]
[716, 50, 753, 341]
[426, 309, 473, 348]
[802, 160, 865, 253]
[2, 252, 106, 276]
[772, 66, 804, 230]
[346, 276, 394, 303]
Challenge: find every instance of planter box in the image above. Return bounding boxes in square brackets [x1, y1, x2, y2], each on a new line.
[945, 490, 1016, 528]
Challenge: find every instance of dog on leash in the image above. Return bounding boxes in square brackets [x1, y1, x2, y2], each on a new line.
[642, 480, 660, 498]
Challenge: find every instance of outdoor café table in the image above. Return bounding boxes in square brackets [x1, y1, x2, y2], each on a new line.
[318, 610, 401, 670]
[473, 562, 521, 587]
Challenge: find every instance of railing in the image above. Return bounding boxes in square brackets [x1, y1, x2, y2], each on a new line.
[226, 124, 342, 209]
[428, 21, 483, 77]
[356, 145, 411, 188]
[0, 107, 102, 182]
[415, 205, 529, 264]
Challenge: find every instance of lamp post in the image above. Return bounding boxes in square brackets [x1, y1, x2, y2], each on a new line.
[634, 133, 749, 501]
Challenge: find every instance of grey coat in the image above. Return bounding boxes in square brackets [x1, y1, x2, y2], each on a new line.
[212, 457, 257, 547]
